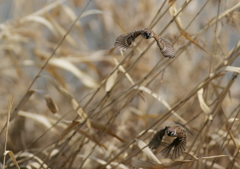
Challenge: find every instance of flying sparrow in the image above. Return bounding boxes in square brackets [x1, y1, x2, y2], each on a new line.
[148, 122, 192, 158]
[114, 28, 175, 58]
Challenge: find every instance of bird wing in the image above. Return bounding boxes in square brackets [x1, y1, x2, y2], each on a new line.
[148, 128, 167, 149]
[114, 29, 142, 51]
[155, 37, 175, 58]
[161, 134, 186, 158]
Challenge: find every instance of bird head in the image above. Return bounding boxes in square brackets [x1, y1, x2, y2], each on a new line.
[166, 128, 177, 137]
[141, 29, 153, 39]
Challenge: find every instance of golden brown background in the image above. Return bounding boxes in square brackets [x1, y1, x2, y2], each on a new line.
[0, 0, 239, 168]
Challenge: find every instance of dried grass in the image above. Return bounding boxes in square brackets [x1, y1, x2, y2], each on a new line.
[0, 0, 240, 168]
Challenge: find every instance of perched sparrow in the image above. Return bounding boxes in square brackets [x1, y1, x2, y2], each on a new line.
[114, 28, 175, 58]
[148, 122, 192, 158]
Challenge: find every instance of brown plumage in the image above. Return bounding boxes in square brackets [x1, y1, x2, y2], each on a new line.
[148, 122, 192, 158]
[114, 28, 175, 58]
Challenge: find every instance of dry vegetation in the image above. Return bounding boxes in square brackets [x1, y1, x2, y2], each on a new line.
[0, 0, 240, 168]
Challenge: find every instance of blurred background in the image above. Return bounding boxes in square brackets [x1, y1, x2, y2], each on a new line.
[0, 0, 239, 168]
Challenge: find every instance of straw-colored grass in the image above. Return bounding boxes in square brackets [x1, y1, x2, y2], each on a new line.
[0, 0, 239, 168]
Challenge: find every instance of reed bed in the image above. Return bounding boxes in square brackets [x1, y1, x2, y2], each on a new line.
[0, 0, 240, 168]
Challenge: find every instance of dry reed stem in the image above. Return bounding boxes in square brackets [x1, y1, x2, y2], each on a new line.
[0, 0, 239, 168]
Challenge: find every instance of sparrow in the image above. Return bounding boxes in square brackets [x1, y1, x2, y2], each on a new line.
[114, 28, 175, 58]
[148, 122, 192, 158]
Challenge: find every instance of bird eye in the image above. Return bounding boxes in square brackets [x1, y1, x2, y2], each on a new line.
[167, 131, 175, 136]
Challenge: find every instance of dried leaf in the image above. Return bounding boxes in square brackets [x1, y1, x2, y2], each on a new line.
[168, 160, 196, 167]
[168, 0, 210, 55]
[225, 118, 240, 148]
[44, 94, 58, 114]
[81, 9, 105, 18]
[60, 121, 107, 150]
[132, 159, 195, 169]
[105, 69, 118, 92]
[168, 0, 183, 30]
[46, 14, 78, 48]
[90, 120, 126, 142]
[18, 111, 59, 135]
[135, 139, 161, 164]
[4, 150, 20, 169]
[201, 155, 229, 159]
[226, 118, 239, 130]
[221, 66, 240, 73]
[42, 75, 91, 129]
[113, 57, 134, 85]
[20, 16, 57, 37]
[48, 58, 98, 88]
[132, 160, 165, 169]
[135, 86, 186, 123]
[181, 31, 211, 55]
[79, 155, 128, 169]
[14, 152, 49, 168]
[10, 90, 35, 121]
[59, 120, 79, 140]
[78, 129, 109, 150]
[49, 149, 59, 157]
[197, 88, 211, 114]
